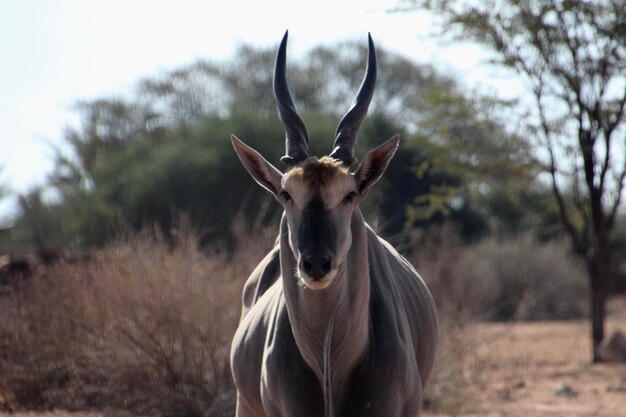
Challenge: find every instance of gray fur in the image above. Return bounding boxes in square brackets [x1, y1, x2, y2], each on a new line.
[231, 209, 438, 416]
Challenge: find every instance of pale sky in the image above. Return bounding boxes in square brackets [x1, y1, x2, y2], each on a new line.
[0, 0, 513, 220]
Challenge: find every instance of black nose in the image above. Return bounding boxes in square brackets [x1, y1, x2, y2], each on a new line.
[302, 253, 332, 280]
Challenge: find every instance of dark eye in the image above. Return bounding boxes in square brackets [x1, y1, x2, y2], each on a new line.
[279, 191, 291, 202]
[343, 191, 358, 204]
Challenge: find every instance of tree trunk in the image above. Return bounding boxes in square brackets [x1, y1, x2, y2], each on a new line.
[589, 232, 610, 363]
[590, 263, 606, 362]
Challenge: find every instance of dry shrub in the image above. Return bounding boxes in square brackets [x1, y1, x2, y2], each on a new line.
[0, 228, 256, 416]
[457, 235, 589, 321]
[412, 229, 588, 322]
[409, 225, 468, 319]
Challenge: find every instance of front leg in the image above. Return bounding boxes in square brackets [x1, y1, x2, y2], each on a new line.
[343, 374, 423, 417]
[260, 363, 325, 417]
[236, 393, 266, 417]
[261, 312, 326, 417]
[342, 344, 423, 417]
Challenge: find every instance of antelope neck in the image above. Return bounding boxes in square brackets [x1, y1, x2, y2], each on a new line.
[279, 210, 371, 388]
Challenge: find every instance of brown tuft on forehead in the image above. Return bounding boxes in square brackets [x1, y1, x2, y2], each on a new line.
[286, 157, 349, 188]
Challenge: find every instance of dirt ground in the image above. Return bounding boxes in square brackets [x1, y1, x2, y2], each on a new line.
[425, 296, 626, 417]
[2, 301, 625, 417]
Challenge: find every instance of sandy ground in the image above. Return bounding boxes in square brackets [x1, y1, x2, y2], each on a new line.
[425, 320, 626, 417]
[2, 305, 625, 417]
[425, 296, 626, 417]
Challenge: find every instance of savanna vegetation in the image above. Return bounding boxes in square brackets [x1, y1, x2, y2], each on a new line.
[401, 0, 626, 362]
[1, 2, 625, 414]
[3, 39, 540, 252]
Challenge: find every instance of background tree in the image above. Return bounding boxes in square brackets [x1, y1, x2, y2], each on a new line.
[401, 0, 626, 361]
[10, 41, 534, 252]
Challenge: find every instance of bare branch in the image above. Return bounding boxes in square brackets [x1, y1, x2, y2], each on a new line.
[535, 83, 587, 254]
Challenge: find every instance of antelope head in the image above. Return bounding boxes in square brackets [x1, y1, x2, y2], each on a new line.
[232, 31, 399, 290]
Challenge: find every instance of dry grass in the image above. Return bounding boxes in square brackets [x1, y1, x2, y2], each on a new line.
[3, 317, 625, 417]
[0, 226, 273, 417]
[0, 225, 613, 417]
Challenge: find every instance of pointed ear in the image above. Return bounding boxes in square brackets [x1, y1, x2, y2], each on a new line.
[231, 134, 283, 195]
[354, 135, 399, 197]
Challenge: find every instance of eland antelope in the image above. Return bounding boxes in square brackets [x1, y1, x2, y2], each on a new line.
[230, 32, 438, 417]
